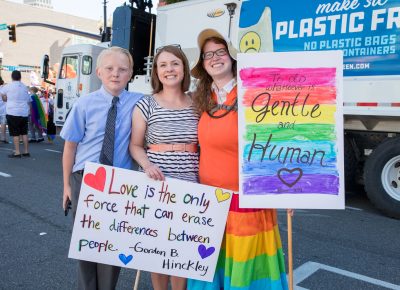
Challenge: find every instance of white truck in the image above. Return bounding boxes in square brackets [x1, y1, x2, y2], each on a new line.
[51, 0, 400, 218]
[54, 44, 105, 123]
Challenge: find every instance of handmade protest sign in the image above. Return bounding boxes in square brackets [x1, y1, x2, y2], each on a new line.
[238, 51, 344, 209]
[68, 162, 233, 281]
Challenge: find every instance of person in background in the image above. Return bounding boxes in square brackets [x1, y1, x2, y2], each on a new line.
[0, 70, 31, 157]
[0, 76, 8, 144]
[40, 89, 56, 142]
[130, 45, 199, 290]
[187, 29, 288, 290]
[60, 46, 143, 290]
[28, 86, 45, 143]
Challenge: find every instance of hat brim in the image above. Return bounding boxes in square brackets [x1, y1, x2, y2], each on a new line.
[191, 29, 237, 79]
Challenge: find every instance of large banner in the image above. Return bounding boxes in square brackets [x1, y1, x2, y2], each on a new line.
[238, 51, 345, 209]
[69, 162, 233, 281]
[238, 0, 400, 76]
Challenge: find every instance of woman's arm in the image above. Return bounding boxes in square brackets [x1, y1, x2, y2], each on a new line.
[129, 106, 165, 181]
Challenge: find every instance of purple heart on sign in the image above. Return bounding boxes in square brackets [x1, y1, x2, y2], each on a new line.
[198, 244, 215, 259]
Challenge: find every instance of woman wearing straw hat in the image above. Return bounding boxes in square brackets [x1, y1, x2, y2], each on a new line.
[188, 29, 288, 290]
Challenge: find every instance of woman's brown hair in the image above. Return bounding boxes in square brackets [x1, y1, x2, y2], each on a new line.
[192, 37, 237, 113]
[151, 45, 191, 94]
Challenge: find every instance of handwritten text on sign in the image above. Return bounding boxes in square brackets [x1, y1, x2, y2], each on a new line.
[238, 51, 344, 209]
[68, 162, 232, 281]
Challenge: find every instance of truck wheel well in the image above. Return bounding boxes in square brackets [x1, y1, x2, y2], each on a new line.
[364, 137, 400, 219]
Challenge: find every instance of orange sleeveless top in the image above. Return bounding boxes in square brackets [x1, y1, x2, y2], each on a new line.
[198, 87, 238, 191]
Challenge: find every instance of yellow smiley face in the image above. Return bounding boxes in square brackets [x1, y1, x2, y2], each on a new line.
[239, 31, 261, 53]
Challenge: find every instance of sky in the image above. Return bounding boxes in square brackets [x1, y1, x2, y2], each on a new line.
[8, 0, 159, 20]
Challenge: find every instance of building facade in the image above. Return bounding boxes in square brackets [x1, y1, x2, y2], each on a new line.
[23, 0, 53, 9]
[0, 0, 99, 85]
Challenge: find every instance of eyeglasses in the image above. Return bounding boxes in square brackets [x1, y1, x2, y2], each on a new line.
[155, 44, 181, 54]
[202, 48, 228, 60]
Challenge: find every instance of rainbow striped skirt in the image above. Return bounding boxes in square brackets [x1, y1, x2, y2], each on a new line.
[188, 194, 288, 290]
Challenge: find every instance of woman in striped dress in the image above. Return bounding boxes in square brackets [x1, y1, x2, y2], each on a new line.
[187, 29, 288, 290]
[129, 45, 199, 290]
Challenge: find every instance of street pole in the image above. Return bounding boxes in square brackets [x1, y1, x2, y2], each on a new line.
[225, 2, 237, 40]
[102, 0, 110, 42]
[103, 0, 107, 34]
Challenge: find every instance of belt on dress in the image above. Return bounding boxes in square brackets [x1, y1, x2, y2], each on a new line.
[148, 143, 198, 153]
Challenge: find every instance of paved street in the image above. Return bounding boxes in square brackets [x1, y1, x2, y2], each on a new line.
[0, 137, 400, 290]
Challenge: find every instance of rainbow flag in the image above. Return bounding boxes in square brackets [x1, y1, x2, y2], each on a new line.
[31, 94, 47, 132]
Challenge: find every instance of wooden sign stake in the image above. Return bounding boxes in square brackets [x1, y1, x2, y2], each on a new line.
[287, 210, 293, 290]
[133, 270, 141, 290]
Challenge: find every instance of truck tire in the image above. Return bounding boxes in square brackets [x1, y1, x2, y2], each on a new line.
[364, 137, 400, 219]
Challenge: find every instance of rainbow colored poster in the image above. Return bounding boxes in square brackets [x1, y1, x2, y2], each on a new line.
[238, 51, 344, 209]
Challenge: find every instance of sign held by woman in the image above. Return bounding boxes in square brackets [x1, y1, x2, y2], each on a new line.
[238, 50, 345, 209]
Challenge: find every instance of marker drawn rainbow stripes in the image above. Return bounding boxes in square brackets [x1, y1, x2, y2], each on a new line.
[239, 67, 339, 195]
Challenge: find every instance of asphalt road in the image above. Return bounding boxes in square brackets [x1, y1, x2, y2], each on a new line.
[0, 138, 399, 290]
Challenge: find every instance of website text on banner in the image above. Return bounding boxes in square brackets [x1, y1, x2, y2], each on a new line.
[238, 0, 400, 76]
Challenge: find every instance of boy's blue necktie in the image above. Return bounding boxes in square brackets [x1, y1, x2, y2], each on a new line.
[99, 96, 118, 166]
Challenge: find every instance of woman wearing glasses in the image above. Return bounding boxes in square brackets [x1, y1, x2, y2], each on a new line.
[130, 45, 199, 290]
[188, 29, 288, 290]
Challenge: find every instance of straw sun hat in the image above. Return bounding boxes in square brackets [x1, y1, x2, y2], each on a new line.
[191, 28, 237, 79]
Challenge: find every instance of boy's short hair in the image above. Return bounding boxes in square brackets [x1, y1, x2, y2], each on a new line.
[96, 46, 134, 71]
[30, 87, 39, 93]
[11, 70, 21, 81]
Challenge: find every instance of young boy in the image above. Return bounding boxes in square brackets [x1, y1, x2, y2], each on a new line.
[60, 46, 143, 290]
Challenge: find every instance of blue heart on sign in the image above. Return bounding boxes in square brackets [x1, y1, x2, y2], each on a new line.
[119, 254, 133, 265]
[198, 244, 215, 259]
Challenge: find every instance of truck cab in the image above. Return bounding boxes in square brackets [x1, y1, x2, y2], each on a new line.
[54, 44, 106, 126]
[53, 3, 155, 126]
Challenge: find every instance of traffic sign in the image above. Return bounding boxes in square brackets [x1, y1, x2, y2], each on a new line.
[0, 23, 8, 30]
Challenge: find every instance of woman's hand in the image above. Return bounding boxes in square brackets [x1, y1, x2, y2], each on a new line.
[144, 163, 165, 181]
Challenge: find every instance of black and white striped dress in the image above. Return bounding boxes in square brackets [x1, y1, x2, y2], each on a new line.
[136, 95, 199, 183]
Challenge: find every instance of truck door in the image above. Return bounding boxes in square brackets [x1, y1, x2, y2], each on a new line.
[55, 54, 80, 126]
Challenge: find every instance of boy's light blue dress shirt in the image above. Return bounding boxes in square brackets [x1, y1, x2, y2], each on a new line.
[60, 86, 143, 172]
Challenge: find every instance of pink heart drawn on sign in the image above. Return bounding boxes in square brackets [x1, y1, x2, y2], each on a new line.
[83, 167, 106, 192]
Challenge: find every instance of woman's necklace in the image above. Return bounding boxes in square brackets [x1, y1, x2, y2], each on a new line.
[206, 97, 238, 119]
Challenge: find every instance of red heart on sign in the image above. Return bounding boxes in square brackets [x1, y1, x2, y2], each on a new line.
[83, 167, 106, 192]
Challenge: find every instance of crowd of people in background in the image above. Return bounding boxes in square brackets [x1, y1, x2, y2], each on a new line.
[0, 73, 56, 158]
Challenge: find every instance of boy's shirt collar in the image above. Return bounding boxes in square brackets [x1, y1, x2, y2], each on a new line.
[100, 86, 126, 103]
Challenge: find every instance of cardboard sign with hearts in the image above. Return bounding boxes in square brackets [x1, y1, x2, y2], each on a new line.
[69, 162, 233, 282]
[238, 51, 345, 210]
